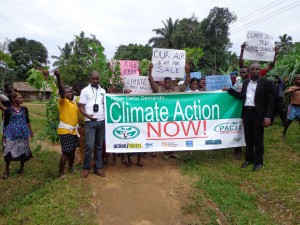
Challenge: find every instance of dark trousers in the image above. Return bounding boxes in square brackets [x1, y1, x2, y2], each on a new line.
[273, 97, 286, 125]
[84, 120, 105, 171]
[243, 107, 264, 166]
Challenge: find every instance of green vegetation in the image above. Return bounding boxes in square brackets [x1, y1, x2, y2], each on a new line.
[8, 37, 48, 81]
[181, 119, 300, 224]
[1, 101, 299, 224]
[0, 102, 96, 225]
[0, 150, 96, 225]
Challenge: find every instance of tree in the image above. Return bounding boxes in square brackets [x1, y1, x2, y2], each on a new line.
[148, 17, 179, 48]
[51, 43, 72, 68]
[172, 15, 206, 49]
[0, 50, 16, 87]
[27, 68, 59, 142]
[276, 34, 293, 55]
[277, 34, 293, 48]
[114, 44, 152, 61]
[139, 59, 151, 76]
[0, 38, 11, 53]
[184, 47, 204, 72]
[52, 31, 111, 86]
[200, 7, 237, 73]
[8, 37, 48, 80]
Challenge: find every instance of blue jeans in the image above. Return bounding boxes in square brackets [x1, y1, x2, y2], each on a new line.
[84, 120, 105, 171]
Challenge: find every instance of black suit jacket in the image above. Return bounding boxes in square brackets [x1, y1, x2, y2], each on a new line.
[228, 78, 275, 122]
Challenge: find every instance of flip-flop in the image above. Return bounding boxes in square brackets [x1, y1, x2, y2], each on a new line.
[1, 173, 9, 179]
[137, 162, 143, 167]
[163, 154, 170, 160]
[59, 175, 67, 179]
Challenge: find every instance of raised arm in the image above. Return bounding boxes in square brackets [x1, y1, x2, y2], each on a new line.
[239, 42, 247, 68]
[54, 70, 65, 98]
[148, 63, 159, 93]
[264, 47, 279, 73]
[179, 64, 191, 92]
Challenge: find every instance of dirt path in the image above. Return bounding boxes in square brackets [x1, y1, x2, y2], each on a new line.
[39, 141, 195, 224]
[87, 153, 194, 225]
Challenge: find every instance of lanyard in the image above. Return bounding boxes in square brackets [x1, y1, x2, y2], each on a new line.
[92, 87, 99, 104]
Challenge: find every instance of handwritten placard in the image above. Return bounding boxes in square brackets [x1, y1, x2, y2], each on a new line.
[190, 71, 201, 79]
[119, 60, 140, 76]
[123, 76, 152, 94]
[243, 31, 275, 62]
[206, 75, 232, 91]
[151, 48, 186, 80]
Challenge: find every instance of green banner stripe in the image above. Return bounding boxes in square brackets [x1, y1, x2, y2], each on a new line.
[106, 92, 242, 124]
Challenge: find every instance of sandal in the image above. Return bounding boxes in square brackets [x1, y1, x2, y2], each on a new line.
[121, 158, 127, 164]
[1, 172, 9, 179]
[137, 162, 143, 167]
[163, 154, 170, 160]
[59, 174, 67, 179]
[169, 153, 177, 159]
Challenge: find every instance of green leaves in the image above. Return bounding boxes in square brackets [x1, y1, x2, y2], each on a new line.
[274, 43, 300, 86]
[8, 37, 48, 81]
[184, 47, 204, 71]
[114, 44, 152, 61]
[52, 31, 108, 86]
[27, 68, 59, 142]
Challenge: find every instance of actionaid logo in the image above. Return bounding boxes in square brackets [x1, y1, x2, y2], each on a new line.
[214, 122, 243, 133]
[113, 125, 140, 139]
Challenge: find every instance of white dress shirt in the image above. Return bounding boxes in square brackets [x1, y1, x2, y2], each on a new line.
[244, 80, 258, 107]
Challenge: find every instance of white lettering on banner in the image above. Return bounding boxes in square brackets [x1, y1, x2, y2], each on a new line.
[109, 100, 220, 123]
[105, 92, 246, 153]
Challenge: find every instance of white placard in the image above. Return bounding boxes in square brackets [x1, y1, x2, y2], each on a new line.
[123, 76, 153, 94]
[243, 31, 275, 62]
[151, 48, 186, 80]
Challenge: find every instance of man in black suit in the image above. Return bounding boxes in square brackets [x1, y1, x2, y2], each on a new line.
[224, 62, 275, 171]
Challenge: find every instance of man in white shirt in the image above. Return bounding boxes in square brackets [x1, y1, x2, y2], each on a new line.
[225, 63, 275, 171]
[79, 71, 106, 178]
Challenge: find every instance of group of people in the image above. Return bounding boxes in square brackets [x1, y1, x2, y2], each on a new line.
[2, 42, 300, 179]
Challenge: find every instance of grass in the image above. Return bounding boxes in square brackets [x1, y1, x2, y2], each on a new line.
[24, 102, 47, 118]
[180, 118, 300, 224]
[0, 102, 97, 225]
[1, 101, 299, 224]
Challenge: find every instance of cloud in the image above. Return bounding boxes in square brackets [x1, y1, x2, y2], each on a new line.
[1, 0, 299, 65]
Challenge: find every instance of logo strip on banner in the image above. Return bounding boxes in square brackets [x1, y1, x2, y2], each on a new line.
[105, 92, 245, 153]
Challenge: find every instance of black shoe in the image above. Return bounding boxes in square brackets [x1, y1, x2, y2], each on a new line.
[241, 161, 252, 168]
[253, 164, 263, 171]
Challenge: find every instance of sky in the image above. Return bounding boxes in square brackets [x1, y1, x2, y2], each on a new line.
[1, 0, 299, 66]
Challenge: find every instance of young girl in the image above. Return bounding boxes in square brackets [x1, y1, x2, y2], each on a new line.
[186, 78, 199, 92]
[2, 92, 33, 179]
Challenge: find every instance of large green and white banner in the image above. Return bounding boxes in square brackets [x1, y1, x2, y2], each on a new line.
[105, 92, 245, 153]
